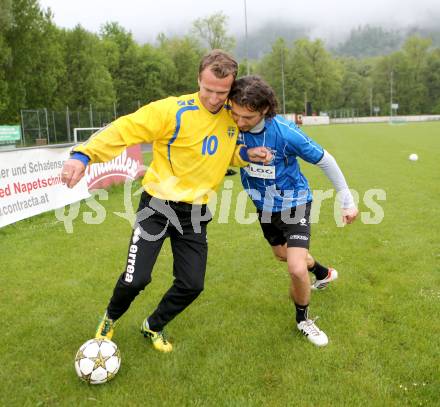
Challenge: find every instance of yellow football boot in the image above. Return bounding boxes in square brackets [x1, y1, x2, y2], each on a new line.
[95, 312, 115, 340]
[140, 319, 173, 353]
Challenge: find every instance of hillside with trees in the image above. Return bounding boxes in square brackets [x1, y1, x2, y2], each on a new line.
[332, 25, 440, 58]
[1, 0, 440, 133]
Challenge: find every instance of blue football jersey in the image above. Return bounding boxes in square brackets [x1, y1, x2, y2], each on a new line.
[239, 115, 324, 212]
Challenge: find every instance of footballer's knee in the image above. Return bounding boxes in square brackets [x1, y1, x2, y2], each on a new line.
[193, 280, 205, 294]
[274, 253, 287, 262]
[178, 278, 205, 295]
[181, 285, 204, 303]
[272, 245, 287, 262]
[287, 260, 308, 279]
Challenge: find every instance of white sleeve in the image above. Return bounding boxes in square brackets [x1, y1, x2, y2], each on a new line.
[315, 150, 356, 209]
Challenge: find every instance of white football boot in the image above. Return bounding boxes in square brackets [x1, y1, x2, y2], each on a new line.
[311, 268, 338, 290]
[297, 318, 329, 347]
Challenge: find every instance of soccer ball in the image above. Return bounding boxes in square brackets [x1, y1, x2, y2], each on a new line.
[409, 153, 418, 161]
[74, 338, 121, 384]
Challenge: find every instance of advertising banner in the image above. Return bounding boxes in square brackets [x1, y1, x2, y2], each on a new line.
[0, 147, 90, 228]
[0, 145, 146, 228]
[0, 125, 21, 143]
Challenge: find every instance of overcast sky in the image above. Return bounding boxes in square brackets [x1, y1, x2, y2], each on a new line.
[39, 0, 440, 44]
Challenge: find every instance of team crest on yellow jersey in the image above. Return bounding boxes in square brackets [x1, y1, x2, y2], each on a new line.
[227, 126, 236, 138]
[177, 99, 195, 107]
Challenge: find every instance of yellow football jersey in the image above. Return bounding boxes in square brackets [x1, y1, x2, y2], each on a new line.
[74, 92, 247, 203]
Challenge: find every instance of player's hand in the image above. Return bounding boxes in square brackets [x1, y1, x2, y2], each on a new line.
[247, 147, 273, 164]
[61, 159, 86, 188]
[342, 207, 358, 225]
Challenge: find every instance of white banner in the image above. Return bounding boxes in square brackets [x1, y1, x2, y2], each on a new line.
[0, 147, 90, 228]
[331, 115, 440, 124]
[302, 116, 330, 125]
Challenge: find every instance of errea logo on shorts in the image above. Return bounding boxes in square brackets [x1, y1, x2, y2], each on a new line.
[289, 234, 309, 241]
[299, 218, 307, 227]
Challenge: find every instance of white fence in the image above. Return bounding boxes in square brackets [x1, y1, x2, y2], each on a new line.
[282, 114, 330, 126]
[282, 114, 440, 125]
[330, 115, 440, 124]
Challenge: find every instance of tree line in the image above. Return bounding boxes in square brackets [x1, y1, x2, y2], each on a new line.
[1, 0, 440, 125]
[258, 36, 440, 116]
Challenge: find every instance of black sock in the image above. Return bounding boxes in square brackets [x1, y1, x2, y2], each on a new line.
[308, 261, 329, 280]
[295, 303, 309, 323]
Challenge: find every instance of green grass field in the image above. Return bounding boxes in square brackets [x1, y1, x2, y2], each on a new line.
[1, 122, 439, 406]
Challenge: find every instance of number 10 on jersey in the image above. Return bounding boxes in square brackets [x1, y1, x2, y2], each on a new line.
[201, 135, 218, 156]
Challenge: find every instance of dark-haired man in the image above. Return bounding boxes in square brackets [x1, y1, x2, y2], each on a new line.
[61, 51, 271, 353]
[229, 75, 358, 347]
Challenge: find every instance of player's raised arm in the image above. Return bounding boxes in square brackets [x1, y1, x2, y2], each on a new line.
[73, 99, 171, 163]
[283, 126, 358, 225]
[314, 150, 359, 224]
[61, 98, 173, 188]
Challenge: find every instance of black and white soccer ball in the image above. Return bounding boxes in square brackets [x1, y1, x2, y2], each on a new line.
[74, 338, 121, 384]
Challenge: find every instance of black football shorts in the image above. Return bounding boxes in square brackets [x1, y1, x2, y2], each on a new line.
[257, 203, 311, 249]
